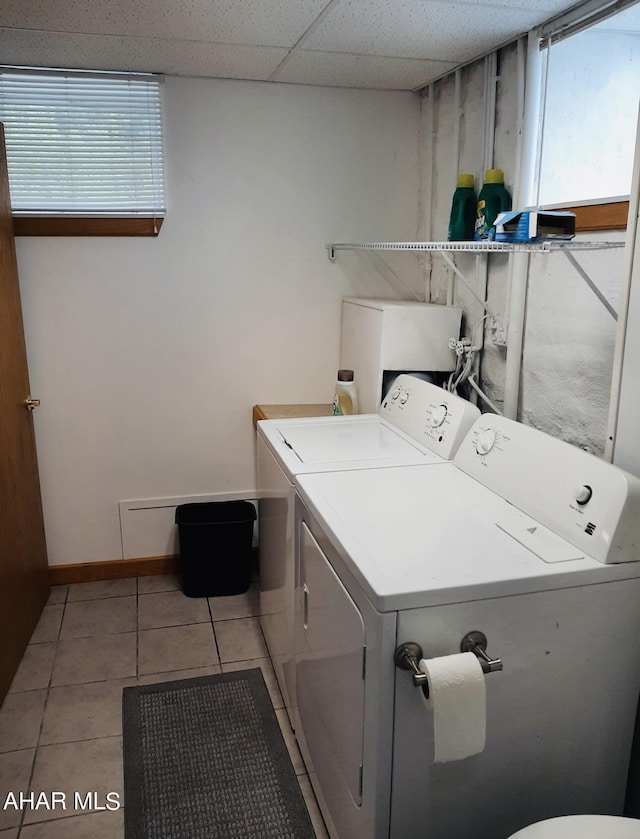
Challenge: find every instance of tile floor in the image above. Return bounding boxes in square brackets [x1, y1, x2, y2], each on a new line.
[0, 575, 329, 838]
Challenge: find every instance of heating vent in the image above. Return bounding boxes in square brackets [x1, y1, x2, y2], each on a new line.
[119, 493, 257, 559]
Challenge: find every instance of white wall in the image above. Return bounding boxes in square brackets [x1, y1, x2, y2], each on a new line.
[426, 44, 626, 453]
[16, 76, 421, 566]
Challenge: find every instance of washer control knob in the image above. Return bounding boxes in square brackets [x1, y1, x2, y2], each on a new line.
[399, 391, 409, 405]
[430, 404, 448, 428]
[476, 428, 497, 456]
[391, 388, 401, 400]
[575, 484, 593, 505]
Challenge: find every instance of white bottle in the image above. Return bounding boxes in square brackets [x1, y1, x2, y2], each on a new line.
[332, 369, 359, 416]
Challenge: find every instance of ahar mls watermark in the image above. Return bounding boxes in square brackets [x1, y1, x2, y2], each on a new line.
[3, 792, 121, 812]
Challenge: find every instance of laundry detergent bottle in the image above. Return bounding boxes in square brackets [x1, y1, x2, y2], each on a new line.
[474, 168, 511, 240]
[332, 369, 359, 416]
[448, 174, 477, 241]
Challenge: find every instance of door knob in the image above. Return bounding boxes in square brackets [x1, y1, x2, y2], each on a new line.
[24, 396, 41, 411]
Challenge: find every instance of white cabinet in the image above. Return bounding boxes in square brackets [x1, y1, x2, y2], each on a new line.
[340, 298, 461, 413]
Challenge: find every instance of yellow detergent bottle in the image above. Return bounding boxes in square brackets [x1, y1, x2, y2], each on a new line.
[332, 369, 359, 416]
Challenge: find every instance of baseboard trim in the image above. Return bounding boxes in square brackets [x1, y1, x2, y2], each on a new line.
[49, 555, 179, 585]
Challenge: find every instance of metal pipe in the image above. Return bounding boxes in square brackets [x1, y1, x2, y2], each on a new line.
[605, 104, 640, 462]
[446, 73, 463, 309]
[420, 84, 436, 302]
[453, 68, 462, 182]
[471, 54, 498, 403]
[440, 251, 497, 319]
[503, 251, 529, 419]
[512, 37, 527, 210]
[501, 37, 530, 420]
[467, 375, 502, 414]
[517, 32, 545, 209]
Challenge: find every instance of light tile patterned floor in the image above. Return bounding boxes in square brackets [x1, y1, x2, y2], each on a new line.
[0, 576, 329, 838]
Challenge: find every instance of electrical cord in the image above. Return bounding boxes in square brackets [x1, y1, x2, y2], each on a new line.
[467, 375, 502, 414]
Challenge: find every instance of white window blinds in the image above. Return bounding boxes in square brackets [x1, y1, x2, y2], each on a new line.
[0, 68, 165, 217]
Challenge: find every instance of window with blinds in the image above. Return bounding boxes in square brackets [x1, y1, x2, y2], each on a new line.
[0, 68, 165, 218]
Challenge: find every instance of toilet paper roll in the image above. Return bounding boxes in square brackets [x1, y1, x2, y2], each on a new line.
[419, 652, 486, 763]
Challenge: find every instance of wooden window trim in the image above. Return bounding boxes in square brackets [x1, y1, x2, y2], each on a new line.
[12, 216, 163, 237]
[558, 201, 629, 233]
[11, 203, 626, 238]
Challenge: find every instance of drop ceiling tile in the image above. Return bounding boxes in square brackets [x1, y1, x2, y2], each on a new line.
[273, 49, 457, 90]
[0, 29, 289, 79]
[432, 0, 575, 10]
[0, 0, 331, 47]
[304, 0, 553, 61]
[0, 0, 602, 89]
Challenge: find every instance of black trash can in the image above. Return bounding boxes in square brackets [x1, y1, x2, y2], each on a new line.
[175, 501, 257, 598]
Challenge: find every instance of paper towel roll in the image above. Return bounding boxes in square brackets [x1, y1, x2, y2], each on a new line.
[419, 652, 486, 763]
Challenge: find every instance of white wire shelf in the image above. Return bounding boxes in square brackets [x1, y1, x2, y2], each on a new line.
[326, 240, 624, 259]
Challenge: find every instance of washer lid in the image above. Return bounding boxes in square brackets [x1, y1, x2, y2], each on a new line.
[296, 464, 640, 611]
[280, 419, 433, 464]
[258, 413, 445, 477]
[257, 376, 480, 473]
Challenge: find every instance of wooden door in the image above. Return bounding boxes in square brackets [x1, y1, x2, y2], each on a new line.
[0, 123, 49, 703]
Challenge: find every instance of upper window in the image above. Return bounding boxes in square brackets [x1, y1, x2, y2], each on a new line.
[0, 68, 165, 222]
[526, 1, 640, 211]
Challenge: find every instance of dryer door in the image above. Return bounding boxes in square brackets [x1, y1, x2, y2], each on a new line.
[296, 521, 366, 807]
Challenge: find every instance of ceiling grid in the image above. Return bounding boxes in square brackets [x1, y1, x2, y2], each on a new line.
[0, 0, 636, 89]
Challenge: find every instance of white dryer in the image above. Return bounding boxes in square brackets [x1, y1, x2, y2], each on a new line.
[256, 375, 480, 725]
[294, 415, 640, 839]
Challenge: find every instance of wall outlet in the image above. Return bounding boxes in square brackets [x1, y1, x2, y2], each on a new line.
[491, 317, 509, 347]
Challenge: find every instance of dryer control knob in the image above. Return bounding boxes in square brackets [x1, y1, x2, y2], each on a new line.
[476, 428, 496, 456]
[399, 391, 409, 405]
[575, 484, 593, 505]
[430, 404, 448, 428]
[391, 388, 401, 400]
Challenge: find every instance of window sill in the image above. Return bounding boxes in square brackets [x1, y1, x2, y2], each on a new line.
[12, 216, 164, 237]
[11, 203, 626, 237]
[557, 201, 629, 233]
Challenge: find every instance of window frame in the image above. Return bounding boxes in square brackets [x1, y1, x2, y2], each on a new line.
[13, 216, 163, 236]
[522, 1, 640, 232]
[550, 200, 629, 233]
[1, 67, 166, 237]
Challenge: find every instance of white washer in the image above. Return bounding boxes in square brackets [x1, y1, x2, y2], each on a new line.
[257, 375, 479, 725]
[294, 415, 640, 839]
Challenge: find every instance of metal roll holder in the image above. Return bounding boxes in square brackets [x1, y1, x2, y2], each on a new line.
[394, 631, 503, 699]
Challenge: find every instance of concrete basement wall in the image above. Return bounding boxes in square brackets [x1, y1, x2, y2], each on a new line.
[424, 43, 625, 454]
